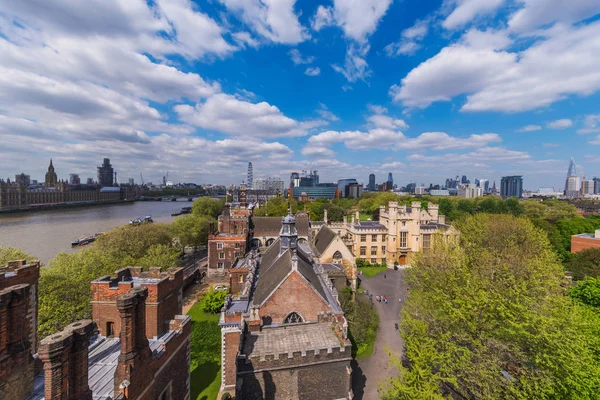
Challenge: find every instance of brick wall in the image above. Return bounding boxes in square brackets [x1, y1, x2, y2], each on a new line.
[0, 260, 40, 354]
[208, 236, 246, 277]
[229, 268, 248, 294]
[259, 271, 330, 324]
[0, 284, 34, 400]
[571, 236, 600, 253]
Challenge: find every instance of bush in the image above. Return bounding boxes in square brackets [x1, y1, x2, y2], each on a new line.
[199, 288, 228, 314]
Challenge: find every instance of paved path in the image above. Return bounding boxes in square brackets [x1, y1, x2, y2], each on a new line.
[352, 269, 408, 399]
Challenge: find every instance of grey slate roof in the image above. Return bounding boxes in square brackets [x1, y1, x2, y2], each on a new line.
[252, 244, 327, 307]
[313, 225, 337, 255]
[253, 214, 310, 237]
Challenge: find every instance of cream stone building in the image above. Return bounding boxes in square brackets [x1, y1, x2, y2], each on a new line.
[313, 201, 457, 265]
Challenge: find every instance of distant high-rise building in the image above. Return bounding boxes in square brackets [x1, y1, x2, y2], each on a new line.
[346, 182, 363, 198]
[15, 173, 30, 187]
[368, 174, 376, 191]
[253, 177, 285, 192]
[406, 183, 416, 194]
[500, 176, 523, 199]
[128, 178, 135, 185]
[290, 172, 300, 188]
[461, 175, 469, 184]
[338, 178, 358, 198]
[582, 177, 595, 195]
[387, 172, 393, 186]
[45, 159, 58, 188]
[97, 158, 114, 187]
[86, 177, 94, 185]
[565, 158, 580, 198]
[69, 174, 80, 185]
[594, 177, 600, 194]
[458, 183, 483, 198]
[247, 162, 253, 189]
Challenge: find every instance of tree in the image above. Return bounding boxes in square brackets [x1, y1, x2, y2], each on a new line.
[136, 244, 180, 269]
[0, 246, 35, 265]
[566, 248, 600, 281]
[192, 197, 225, 218]
[570, 277, 600, 308]
[381, 214, 600, 399]
[171, 214, 214, 252]
[199, 288, 228, 313]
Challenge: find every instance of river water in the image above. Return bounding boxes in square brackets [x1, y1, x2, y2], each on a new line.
[0, 200, 196, 265]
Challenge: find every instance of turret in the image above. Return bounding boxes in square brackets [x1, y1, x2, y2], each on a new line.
[279, 209, 298, 254]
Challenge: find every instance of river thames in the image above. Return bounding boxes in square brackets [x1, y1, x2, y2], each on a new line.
[0, 200, 196, 265]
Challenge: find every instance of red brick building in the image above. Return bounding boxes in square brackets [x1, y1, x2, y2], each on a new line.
[571, 229, 600, 253]
[208, 206, 250, 278]
[1, 263, 191, 400]
[219, 213, 352, 399]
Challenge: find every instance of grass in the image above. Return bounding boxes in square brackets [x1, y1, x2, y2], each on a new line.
[359, 212, 372, 221]
[187, 303, 221, 400]
[358, 266, 389, 278]
[356, 338, 376, 359]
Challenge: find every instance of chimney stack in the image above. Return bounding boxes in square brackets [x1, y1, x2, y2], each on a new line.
[324, 209, 328, 224]
[38, 319, 95, 400]
[114, 287, 151, 398]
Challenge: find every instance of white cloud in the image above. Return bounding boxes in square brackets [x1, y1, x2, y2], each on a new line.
[174, 93, 308, 138]
[385, 20, 429, 57]
[304, 67, 321, 76]
[591, 135, 600, 145]
[305, 129, 501, 152]
[547, 119, 573, 129]
[442, 0, 506, 30]
[517, 125, 542, 132]
[313, 0, 393, 82]
[508, 0, 600, 33]
[231, 31, 259, 48]
[408, 146, 530, 164]
[461, 28, 511, 50]
[367, 115, 409, 130]
[367, 105, 388, 114]
[392, 21, 600, 112]
[332, 43, 371, 82]
[219, 0, 308, 44]
[317, 104, 340, 121]
[577, 114, 600, 134]
[289, 49, 315, 65]
[301, 146, 336, 158]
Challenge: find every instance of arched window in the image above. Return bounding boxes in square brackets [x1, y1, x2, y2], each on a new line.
[284, 312, 304, 324]
[266, 238, 275, 247]
[332, 251, 343, 264]
[252, 239, 262, 248]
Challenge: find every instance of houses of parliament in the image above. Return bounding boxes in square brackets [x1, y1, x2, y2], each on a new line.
[0, 159, 129, 212]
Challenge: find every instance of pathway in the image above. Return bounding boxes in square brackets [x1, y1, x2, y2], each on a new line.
[352, 269, 408, 399]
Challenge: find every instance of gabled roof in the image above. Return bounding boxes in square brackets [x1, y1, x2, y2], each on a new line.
[252, 245, 327, 307]
[313, 225, 337, 255]
[253, 214, 310, 237]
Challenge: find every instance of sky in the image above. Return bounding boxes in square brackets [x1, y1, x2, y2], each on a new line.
[1, 0, 600, 190]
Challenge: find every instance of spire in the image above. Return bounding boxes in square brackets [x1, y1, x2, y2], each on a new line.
[567, 158, 577, 177]
[279, 210, 298, 254]
[50, 158, 53, 167]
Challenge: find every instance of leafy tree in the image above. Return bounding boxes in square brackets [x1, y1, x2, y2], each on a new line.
[171, 214, 214, 252]
[0, 246, 35, 265]
[136, 244, 180, 269]
[381, 214, 600, 399]
[192, 197, 225, 218]
[199, 288, 228, 314]
[570, 277, 600, 308]
[566, 248, 600, 281]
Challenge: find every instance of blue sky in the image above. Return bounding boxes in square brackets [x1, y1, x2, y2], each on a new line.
[1, 0, 600, 189]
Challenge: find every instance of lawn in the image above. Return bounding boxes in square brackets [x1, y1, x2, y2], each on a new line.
[359, 212, 372, 221]
[187, 303, 221, 400]
[358, 266, 389, 278]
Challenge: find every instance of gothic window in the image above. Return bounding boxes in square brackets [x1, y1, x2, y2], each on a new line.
[266, 238, 275, 246]
[284, 312, 304, 324]
[400, 232, 407, 248]
[106, 322, 115, 337]
[333, 251, 343, 263]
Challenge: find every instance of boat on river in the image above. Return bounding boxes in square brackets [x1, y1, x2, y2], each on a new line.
[129, 216, 153, 225]
[71, 233, 103, 247]
[171, 207, 192, 217]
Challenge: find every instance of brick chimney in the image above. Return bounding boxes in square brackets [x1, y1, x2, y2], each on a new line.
[38, 319, 95, 400]
[0, 284, 34, 399]
[114, 287, 151, 399]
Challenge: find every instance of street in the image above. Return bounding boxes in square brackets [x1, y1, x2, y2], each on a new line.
[352, 268, 409, 399]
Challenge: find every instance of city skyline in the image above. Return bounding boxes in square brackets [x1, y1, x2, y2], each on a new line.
[1, 2, 600, 187]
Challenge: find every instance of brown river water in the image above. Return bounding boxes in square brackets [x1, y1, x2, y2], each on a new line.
[0, 200, 195, 265]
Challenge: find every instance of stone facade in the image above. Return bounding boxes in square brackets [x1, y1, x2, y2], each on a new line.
[318, 201, 456, 265]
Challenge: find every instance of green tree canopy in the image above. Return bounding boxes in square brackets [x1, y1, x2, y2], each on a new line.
[192, 197, 225, 218]
[566, 248, 600, 281]
[171, 214, 215, 252]
[570, 277, 600, 308]
[381, 214, 600, 399]
[199, 288, 228, 314]
[0, 246, 35, 265]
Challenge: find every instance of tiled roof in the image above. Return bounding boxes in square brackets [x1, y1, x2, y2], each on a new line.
[253, 214, 310, 237]
[313, 225, 337, 255]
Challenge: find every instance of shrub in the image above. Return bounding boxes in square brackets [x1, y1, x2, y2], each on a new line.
[199, 288, 228, 314]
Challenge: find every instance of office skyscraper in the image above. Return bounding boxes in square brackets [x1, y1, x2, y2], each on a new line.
[368, 174, 376, 191]
[564, 158, 580, 198]
[500, 176, 523, 199]
[387, 172, 393, 187]
[247, 162, 253, 189]
[97, 158, 114, 187]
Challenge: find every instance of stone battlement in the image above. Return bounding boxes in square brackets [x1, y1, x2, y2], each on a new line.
[239, 344, 349, 372]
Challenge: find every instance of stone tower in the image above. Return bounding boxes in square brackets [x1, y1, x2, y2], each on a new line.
[44, 159, 57, 188]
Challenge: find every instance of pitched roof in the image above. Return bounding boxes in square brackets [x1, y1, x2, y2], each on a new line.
[252, 246, 327, 307]
[313, 225, 337, 255]
[253, 213, 310, 237]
